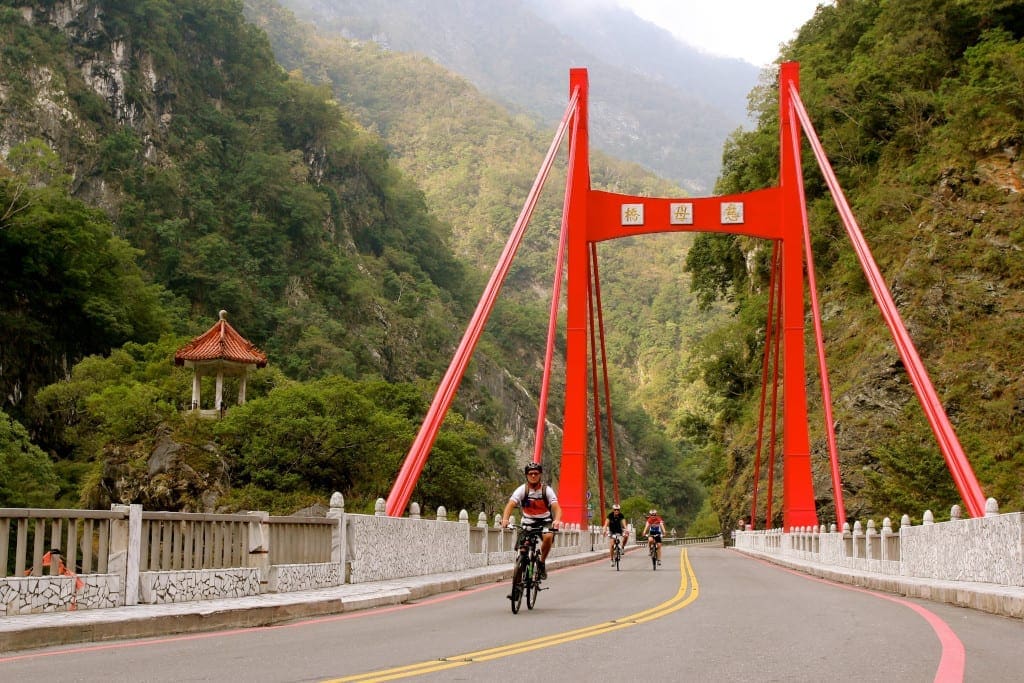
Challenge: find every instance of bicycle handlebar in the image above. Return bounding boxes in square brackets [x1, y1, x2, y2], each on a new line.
[506, 522, 558, 533]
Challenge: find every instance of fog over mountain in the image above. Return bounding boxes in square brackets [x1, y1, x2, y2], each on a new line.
[275, 0, 762, 193]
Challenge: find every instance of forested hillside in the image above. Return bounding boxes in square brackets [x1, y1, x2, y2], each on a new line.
[245, 0, 721, 531]
[270, 0, 757, 193]
[8, 0, 1014, 537]
[685, 0, 1024, 529]
[0, 0, 712, 529]
[0, 0, 503, 514]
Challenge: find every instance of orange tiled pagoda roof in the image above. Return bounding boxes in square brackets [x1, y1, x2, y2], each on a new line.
[174, 311, 268, 368]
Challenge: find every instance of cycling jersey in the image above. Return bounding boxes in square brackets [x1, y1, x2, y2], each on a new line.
[646, 516, 664, 537]
[509, 483, 557, 523]
[606, 512, 626, 535]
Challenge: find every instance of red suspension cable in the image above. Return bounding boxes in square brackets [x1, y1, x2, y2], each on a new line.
[385, 89, 580, 516]
[787, 106, 846, 527]
[788, 83, 985, 518]
[751, 241, 781, 529]
[765, 254, 784, 528]
[532, 112, 578, 464]
[588, 267, 607, 514]
[590, 243, 620, 502]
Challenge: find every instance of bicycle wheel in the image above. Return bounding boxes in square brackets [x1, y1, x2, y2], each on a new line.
[510, 557, 525, 614]
[614, 544, 621, 571]
[650, 544, 657, 570]
[526, 557, 541, 610]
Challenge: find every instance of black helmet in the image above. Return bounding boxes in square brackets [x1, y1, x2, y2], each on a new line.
[524, 462, 543, 474]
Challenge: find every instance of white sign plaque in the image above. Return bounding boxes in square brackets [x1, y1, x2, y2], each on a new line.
[621, 203, 644, 226]
[670, 202, 694, 225]
[721, 202, 744, 224]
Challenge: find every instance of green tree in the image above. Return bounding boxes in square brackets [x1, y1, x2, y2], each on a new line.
[0, 409, 59, 507]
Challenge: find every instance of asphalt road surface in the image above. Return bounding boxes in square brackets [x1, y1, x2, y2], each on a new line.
[2, 546, 1022, 682]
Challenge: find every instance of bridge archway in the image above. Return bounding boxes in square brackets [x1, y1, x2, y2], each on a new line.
[558, 65, 815, 530]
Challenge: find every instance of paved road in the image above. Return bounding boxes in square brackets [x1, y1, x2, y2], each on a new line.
[2, 547, 1021, 681]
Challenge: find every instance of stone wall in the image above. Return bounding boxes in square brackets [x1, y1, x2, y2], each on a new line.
[268, 563, 343, 593]
[0, 574, 122, 615]
[901, 511, 1023, 584]
[735, 506, 1023, 587]
[137, 568, 261, 604]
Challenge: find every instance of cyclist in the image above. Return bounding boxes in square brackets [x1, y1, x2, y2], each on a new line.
[603, 503, 628, 566]
[642, 509, 665, 565]
[501, 462, 562, 579]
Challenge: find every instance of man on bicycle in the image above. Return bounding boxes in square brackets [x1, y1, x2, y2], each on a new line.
[501, 461, 561, 580]
[643, 509, 665, 565]
[603, 503, 628, 566]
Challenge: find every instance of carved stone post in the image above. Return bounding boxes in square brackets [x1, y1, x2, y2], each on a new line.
[109, 503, 141, 606]
[327, 492, 347, 585]
[246, 510, 270, 592]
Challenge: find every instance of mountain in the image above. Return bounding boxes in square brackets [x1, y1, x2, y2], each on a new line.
[0, 0, 712, 525]
[686, 0, 1024, 526]
[270, 0, 761, 194]
[244, 0, 717, 528]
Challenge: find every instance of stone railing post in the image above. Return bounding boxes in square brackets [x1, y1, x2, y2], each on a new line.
[949, 504, 961, 522]
[410, 502, 421, 520]
[327, 492, 346, 584]
[880, 517, 893, 561]
[374, 498, 386, 516]
[984, 497, 999, 517]
[866, 519, 877, 560]
[436, 506, 447, 521]
[246, 510, 271, 591]
[108, 503, 142, 606]
[477, 512, 488, 555]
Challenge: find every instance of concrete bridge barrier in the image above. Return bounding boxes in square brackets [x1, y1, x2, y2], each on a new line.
[733, 498, 1024, 619]
[0, 493, 604, 615]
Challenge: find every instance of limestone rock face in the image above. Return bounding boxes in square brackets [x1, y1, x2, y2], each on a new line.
[84, 433, 229, 512]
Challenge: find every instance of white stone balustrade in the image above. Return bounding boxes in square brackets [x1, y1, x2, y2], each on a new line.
[0, 494, 605, 615]
[734, 499, 1024, 593]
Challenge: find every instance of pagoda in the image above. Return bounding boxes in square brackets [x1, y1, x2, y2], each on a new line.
[174, 310, 268, 417]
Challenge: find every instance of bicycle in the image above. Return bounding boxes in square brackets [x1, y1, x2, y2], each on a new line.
[647, 535, 658, 570]
[507, 522, 554, 613]
[611, 534, 623, 571]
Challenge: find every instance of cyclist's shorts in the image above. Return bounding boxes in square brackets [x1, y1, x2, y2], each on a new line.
[650, 533, 663, 541]
[521, 517, 553, 531]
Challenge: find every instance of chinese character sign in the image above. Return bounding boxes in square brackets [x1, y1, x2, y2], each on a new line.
[670, 202, 694, 225]
[620, 203, 644, 226]
[721, 202, 744, 224]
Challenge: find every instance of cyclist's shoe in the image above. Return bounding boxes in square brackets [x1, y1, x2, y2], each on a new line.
[538, 561, 547, 580]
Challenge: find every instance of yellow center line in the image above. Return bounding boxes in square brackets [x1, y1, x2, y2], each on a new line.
[325, 548, 700, 682]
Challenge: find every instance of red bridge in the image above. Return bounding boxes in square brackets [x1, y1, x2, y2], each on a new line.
[385, 63, 987, 530]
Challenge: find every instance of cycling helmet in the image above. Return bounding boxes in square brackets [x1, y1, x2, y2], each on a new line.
[524, 462, 543, 474]
[612, 504, 621, 510]
[649, 509, 657, 515]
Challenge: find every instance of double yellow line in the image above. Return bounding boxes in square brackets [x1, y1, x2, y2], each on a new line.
[326, 549, 699, 682]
